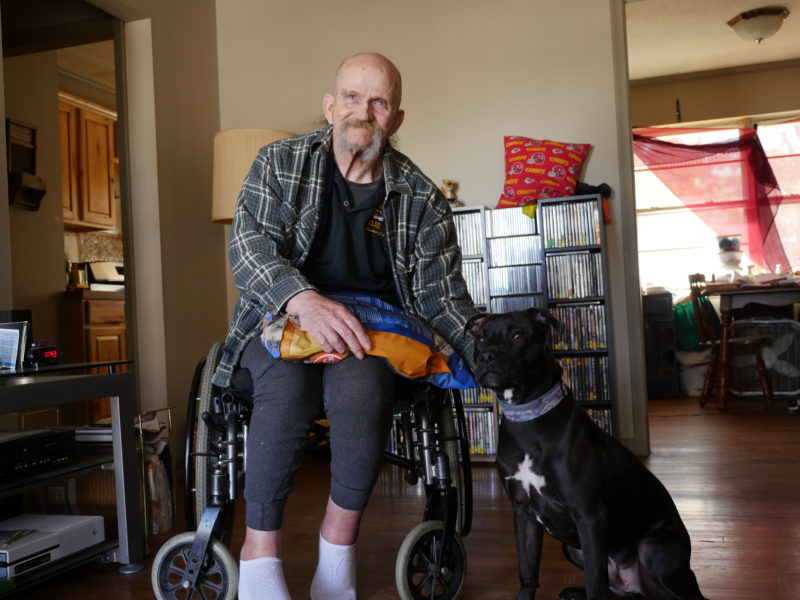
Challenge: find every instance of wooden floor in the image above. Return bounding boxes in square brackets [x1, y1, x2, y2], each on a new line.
[17, 396, 800, 599]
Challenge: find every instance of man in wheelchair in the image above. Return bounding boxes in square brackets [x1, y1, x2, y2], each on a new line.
[211, 52, 477, 600]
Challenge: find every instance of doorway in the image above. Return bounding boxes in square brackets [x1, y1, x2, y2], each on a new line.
[1, 0, 132, 425]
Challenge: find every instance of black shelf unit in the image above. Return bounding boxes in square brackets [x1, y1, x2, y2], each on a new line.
[452, 195, 618, 453]
[538, 194, 616, 435]
[0, 370, 144, 592]
[452, 205, 490, 312]
[484, 205, 545, 313]
[452, 205, 495, 460]
[452, 204, 545, 460]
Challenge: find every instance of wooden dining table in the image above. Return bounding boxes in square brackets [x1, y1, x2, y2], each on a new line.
[703, 281, 800, 408]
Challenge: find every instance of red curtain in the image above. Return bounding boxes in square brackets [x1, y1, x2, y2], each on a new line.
[632, 127, 788, 272]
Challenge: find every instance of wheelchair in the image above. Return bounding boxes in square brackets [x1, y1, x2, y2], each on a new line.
[151, 341, 474, 600]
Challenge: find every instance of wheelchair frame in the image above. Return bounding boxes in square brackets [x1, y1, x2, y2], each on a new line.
[151, 342, 474, 600]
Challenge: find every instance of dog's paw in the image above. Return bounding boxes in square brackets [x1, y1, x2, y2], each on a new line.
[515, 589, 537, 600]
[556, 587, 587, 600]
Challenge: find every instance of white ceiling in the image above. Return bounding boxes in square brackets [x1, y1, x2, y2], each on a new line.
[56, 2, 800, 88]
[626, 0, 800, 81]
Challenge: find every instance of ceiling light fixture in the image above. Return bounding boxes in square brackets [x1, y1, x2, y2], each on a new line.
[727, 6, 790, 43]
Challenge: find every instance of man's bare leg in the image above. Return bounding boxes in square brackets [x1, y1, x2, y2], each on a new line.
[239, 528, 290, 600]
[311, 497, 361, 599]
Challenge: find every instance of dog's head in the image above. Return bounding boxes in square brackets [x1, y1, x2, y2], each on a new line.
[466, 308, 564, 403]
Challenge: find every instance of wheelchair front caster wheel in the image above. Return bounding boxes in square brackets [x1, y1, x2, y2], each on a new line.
[151, 531, 238, 600]
[395, 520, 467, 600]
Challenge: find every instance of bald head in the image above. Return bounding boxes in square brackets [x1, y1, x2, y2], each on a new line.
[334, 52, 403, 108]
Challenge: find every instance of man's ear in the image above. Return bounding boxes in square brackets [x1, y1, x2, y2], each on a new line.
[388, 109, 405, 136]
[322, 93, 334, 124]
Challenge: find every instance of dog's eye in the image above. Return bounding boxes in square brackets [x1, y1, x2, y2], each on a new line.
[511, 331, 524, 342]
[477, 335, 486, 343]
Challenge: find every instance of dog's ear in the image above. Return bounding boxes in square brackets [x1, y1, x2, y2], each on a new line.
[465, 313, 490, 336]
[526, 308, 565, 335]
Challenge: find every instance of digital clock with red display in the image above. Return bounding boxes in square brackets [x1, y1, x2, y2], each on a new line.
[27, 344, 61, 366]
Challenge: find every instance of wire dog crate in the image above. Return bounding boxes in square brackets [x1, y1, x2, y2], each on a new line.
[729, 319, 800, 398]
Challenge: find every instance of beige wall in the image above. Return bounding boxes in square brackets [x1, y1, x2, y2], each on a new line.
[4, 52, 65, 342]
[130, 1, 225, 417]
[217, 0, 624, 209]
[630, 61, 800, 126]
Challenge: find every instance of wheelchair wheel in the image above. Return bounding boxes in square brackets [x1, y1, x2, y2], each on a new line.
[395, 520, 467, 600]
[436, 393, 466, 536]
[193, 342, 224, 524]
[151, 531, 238, 600]
[184, 354, 206, 532]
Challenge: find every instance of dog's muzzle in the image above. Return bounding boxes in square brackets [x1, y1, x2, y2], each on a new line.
[474, 347, 511, 389]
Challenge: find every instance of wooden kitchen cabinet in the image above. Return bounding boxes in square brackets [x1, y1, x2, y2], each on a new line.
[59, 92, 118, 230]
[59, 99, 79, 222]
[61, 289, 127, 424]
[87, 325, 127, 365]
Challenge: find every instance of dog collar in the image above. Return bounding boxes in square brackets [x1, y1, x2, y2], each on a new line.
[498, 381, 567, 423]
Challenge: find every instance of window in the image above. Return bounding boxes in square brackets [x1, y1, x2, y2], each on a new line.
[758, 119, 800, 271]
[634, 118, 800, 297]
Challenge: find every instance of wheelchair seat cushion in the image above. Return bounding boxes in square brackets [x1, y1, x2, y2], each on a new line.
[261, 293, 475, 389]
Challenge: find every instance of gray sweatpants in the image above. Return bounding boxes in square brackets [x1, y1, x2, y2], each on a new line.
[240, 336, 395, 531]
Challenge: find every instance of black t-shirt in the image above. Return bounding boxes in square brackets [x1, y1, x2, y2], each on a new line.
[301, 162, 400, 307]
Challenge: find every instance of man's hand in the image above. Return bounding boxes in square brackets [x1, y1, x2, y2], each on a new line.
[285, 290, 372, 359]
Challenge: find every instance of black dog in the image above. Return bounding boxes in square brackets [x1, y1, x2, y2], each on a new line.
[467, 308, 707, 600]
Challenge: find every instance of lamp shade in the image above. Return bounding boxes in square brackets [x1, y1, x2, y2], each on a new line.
[212, 128, 294, 223]
[727, 7, 789, 43]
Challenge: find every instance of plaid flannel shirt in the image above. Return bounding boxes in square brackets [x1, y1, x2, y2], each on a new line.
[212, 127, 477, 387]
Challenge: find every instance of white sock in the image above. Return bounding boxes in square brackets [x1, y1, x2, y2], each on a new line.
[309, 533, 356, 600]
[238, 556, 292, 600]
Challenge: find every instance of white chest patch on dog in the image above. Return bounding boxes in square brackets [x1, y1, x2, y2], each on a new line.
[503, 388, 514, 401]
[506, 453, 546, 497]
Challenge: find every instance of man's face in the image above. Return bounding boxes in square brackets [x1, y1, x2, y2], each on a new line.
[323, 55, 405, 163]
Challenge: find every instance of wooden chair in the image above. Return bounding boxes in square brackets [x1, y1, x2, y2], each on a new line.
[687, 274, 773, 409]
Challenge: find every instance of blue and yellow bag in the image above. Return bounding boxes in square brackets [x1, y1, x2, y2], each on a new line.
[262, 293, 476, 389]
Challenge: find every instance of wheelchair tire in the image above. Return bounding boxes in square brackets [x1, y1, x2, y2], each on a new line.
[395, 519, 467, 600]
[436, 393, 466, 536]
[151, 531, 238, 600]
[193, 342, 224, 524]
[184, 355, 206, 532]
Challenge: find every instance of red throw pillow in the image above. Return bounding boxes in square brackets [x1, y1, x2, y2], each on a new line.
[497, 136, 591, 208]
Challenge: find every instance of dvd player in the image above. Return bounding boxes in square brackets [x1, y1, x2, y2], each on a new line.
[0, 429, 75, 481]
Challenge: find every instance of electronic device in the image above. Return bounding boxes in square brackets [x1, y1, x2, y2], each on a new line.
[0, 430, 75, 481]
[0, 321, 28, 371]
[25, 340, 61, 368]
[0, 310, 34, 371]
[0, 514, 105, 579]
[0, 529, 59, 579]
[87, 261, 124, 292]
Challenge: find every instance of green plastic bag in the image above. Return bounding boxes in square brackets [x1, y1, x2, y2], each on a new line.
[674, 299, 720, 352]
